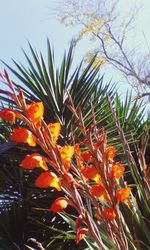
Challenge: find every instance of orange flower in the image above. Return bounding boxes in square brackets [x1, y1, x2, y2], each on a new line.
[110, 162, 125, 179]
[35, 172, 61, 191]
[81, 165, 101, 183]
[74, 146, 93, 166]
[58, 145, 74, 171]
[20, 153, 48, 170]
[26, 101, 44, 126]
[43, 122, 61, 144]
[116, 187, 131, 202]
[81, 151, 92, 162]
[106, 146, 116, 161]
[90, 184, 109, 202]
[76, 228, 88, 244]
[10, 127, 36, 146]
[49, 197, 70, 212]
[102, 207, 116, 220]
[93, 135, 105, 149]
[0, 108, 16, 124]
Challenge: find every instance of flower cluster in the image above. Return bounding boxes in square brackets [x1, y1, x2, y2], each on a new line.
[0, 70, 132, 248]
[74, 138, 131, 221]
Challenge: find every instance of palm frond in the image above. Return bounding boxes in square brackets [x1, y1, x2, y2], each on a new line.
[0, 40, 150, 249]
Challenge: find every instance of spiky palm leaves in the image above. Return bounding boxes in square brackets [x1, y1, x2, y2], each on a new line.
[0, 41, 149, 249]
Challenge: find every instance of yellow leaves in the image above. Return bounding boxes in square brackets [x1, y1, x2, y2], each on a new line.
[104, 33, 111, 41]
[86, 11, 96, 18]
[74, 16, 106, 44]
[81, 18, 105, 36]
[85, 52, 106, 67]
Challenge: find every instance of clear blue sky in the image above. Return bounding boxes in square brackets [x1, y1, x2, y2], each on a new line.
[0, 0, 90, 68]
[0, 0, 150, 95]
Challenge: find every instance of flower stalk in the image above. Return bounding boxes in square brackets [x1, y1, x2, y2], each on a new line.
[0, 70, 149, 249]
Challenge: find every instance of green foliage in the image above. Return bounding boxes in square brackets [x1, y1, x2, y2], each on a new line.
[2, 41, 116, 141]
[0, 41, 150, 249]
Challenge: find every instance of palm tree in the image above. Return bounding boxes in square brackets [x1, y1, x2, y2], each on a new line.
[0, 40, 149, 249]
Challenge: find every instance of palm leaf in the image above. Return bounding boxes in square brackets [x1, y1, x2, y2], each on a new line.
[0, 40, 150, 249]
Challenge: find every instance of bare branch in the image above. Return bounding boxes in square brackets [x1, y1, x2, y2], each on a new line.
[54, 0, 150, 103]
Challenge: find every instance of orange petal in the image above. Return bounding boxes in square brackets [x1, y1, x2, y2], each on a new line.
[35, 172, 61, 191]
[116, 187, 131, 202]
[93, 135, 105, 149]
[76, 228, 88, 244]
[10, 127, 36, 147]
[90, 184, 109, 202]
[110, 162, 125, 179]
[26, 101, 44, 123]
[81, 151, 92, 162]
[106, 146, 116, 161]
[58, 145, 74, 160]
[0, 109, 16, 124]
[26, 134, 37, 147]
[20, 153, 48, 170]
[47, 122, 61, 143]
[58, 145, 74, 170]
[81, 164, 98, 180]
[49, 197, 69, 212]
[102, 207, 116, 220]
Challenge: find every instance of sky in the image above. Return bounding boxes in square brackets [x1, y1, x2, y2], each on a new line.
[0, 0, 150, 96]
[0, 0, 89, 67]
